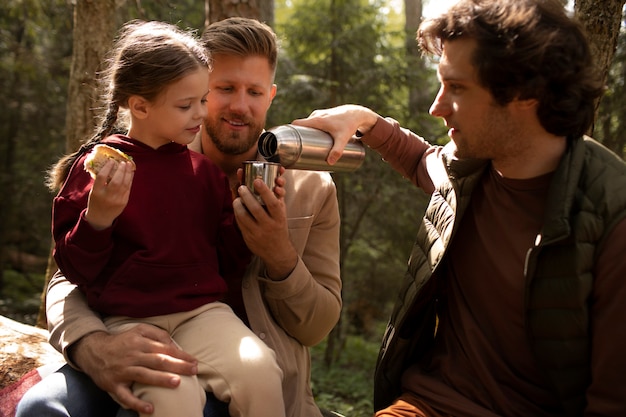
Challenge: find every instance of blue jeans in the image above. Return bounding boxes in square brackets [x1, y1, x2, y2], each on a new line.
[16, 364, 229, 417]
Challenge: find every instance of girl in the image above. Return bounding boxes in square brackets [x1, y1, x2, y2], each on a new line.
[48, 20, 285, 417]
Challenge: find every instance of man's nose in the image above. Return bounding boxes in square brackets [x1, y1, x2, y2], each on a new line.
[429, 88, 450, 118]
[229, 91, 248, 112]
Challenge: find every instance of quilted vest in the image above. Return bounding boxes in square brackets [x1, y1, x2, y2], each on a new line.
[373, 136, 626, 416]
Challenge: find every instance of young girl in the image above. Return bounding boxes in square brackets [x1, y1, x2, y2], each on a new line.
[48, 20, 285, 417]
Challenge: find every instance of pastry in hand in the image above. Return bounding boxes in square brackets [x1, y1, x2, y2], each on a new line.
[83, 144, 135, 178]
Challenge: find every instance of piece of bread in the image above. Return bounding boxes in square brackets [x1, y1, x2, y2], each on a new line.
[83, 144, 135, 178]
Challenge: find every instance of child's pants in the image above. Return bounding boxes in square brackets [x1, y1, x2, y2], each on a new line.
[105, 302, 285, 417]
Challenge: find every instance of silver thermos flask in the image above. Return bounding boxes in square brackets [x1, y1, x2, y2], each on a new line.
[258, 125, 365, 172]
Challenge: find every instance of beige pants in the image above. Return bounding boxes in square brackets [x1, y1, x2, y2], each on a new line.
[105, 302, 285, 417]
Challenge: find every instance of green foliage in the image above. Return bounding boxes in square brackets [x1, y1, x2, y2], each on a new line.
[0, 269, 45, 324]
[0, 0, 73, 265]
[336, 154, 430, 338]
[311, 334, 380, 416]
[270, 0, 410, 124]
[1, 269, 44, 302]
[270, 1, 435, 340]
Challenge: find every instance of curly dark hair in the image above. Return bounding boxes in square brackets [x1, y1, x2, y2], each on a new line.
[417, 0, 605, 138]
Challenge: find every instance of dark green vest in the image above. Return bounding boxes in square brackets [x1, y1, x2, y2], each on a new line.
[374, 136, 626, 416]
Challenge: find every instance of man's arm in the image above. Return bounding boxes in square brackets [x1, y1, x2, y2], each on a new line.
[586, 218, 626, 416]
[46, 270, 198, 414]
[294, 104, 437, 188]
[234, 172, 342, 347]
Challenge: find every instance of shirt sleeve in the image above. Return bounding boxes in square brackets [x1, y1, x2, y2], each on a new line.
[52, 167, 114, 285]
[46, 269, 108, 368]
[586, 216, 626, 416]
[361, 116, 438, 193]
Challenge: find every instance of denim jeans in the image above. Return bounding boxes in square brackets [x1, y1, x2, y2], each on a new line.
[115, 392, 229, 417]
[16, 364, 230, 417]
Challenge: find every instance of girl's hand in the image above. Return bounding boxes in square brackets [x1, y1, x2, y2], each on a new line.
[85, 160, 135, 230]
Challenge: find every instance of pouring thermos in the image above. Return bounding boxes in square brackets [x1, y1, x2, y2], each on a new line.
[258, 124, 365, 172]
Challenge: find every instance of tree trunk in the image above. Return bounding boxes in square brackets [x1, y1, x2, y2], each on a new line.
[207, 0, 274, 25]
[574, 0, 626, 133]
[595, 5, 626, 159]
[37, 0, 118, 328]
[405, 0, 424, 115]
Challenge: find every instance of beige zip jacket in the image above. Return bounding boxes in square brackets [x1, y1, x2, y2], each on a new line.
[46, 159, 342, 417]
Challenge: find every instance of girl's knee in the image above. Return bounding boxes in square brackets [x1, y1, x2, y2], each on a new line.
[134, 375, 205, 417]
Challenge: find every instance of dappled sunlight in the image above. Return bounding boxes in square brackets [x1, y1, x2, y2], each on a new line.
[239, 336, 264, 361]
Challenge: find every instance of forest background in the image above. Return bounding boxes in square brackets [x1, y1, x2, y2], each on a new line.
[1, 0, 625, 415]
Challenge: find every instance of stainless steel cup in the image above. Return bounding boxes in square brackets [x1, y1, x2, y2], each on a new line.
[242, 161, 281, 204]
[258, 124, 365, 172]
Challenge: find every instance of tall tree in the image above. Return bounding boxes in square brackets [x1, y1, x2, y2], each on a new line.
[575, 0, 626, 130]
[595, 7, 626, 159]
[37, 0, 118, 327]
[403, 0, 443, 142]
[405, 0, 423, 115]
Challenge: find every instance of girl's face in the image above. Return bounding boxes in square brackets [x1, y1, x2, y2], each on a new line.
[129, 67, 210, 149]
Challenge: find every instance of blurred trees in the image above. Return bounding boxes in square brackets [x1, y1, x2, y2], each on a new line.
[0, 0, 73, 298]
[1, 0, 624, 342]
[273, 0, 435, 365]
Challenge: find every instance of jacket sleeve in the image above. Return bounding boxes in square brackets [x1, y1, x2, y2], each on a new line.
[52, 167, 114, 286]
[363, 116, 439, 194]
[46, 269, 108, 367]
[586, 217, 626, 416]
[260, 172, 342, 347]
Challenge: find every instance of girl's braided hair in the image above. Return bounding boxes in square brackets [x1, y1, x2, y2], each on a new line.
[46, 20, 211, 191]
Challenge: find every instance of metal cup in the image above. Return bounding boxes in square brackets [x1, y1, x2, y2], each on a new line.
[242, 161, 281, 204]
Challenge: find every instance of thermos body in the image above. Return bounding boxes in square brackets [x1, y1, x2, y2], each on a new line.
[258, 124, 365, 172]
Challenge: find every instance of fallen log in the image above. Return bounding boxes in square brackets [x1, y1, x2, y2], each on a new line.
[0, 315, 63, 389]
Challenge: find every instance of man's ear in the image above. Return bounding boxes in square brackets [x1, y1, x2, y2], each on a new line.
[514, 96, 539, 111]
[128, 95, 150, 120]
[266, 84, 277, 110]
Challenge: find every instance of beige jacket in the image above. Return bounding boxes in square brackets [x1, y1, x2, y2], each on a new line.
[46, 161, 342, 417]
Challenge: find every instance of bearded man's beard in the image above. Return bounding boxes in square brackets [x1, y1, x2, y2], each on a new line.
[203, 118, 264, 156]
